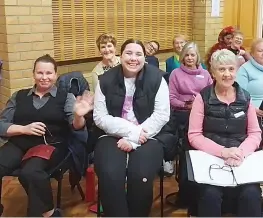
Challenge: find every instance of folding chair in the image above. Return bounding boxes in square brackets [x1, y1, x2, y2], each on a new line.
[0, 150, 85, 211]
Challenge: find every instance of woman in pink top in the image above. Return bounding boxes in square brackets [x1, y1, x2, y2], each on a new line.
[169, 42, 213, 111]
[169, 41, 213, 135]
[188, 49, 262, 217]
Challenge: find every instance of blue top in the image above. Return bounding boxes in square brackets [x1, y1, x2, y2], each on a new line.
[145, 55, 159, 68]
[236, 58, 263, 108]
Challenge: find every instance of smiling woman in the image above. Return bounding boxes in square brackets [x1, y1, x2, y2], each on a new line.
[0, 54, 93, 217]
[91, 33, 121, 92]
[188, 49, 262, 217]
[92, 39, 176, 217]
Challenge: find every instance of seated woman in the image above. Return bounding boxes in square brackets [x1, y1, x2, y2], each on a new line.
[91, 33, 121, 91]
[166, 34, 187, 76]
[237, 38, 263, 119]
[0, 54, 93, 217]
[93, 39, 170, 217]
[169, 41, 213, 204]
[205, 26, 235, 73]
[228, 30, 250, 66]
[188, 49, 262, 217]
[145, 40, 160, 68]
[169, 41, 213, 125]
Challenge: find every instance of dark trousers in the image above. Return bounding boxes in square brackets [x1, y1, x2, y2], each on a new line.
[0, 142, 66, 216]
[94, 136, 164, 217]
[198, 183, 262, 217]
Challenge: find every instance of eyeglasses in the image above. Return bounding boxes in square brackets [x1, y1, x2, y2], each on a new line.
[209, 164, 237, 185]
[148, 43, 158, 53]
[42, 126, 61, 145]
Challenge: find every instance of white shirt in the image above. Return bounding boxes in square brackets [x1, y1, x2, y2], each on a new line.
[93, 77, 170, 149]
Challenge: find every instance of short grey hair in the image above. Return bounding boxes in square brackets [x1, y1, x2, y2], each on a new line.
[179, 42, 201, 66]
[210, 49, 238, 71]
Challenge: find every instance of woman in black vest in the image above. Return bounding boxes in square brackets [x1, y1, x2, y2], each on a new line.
[0, 54, 93, 216]
[93, 39, 171, 217]
[188, 49, 262, 217]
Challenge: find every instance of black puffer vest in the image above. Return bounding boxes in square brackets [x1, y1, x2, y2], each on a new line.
[97, 64, 178, 161]
[200, 82, 250, 148]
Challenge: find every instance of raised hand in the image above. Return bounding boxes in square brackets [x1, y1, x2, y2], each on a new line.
[74, 90, 94, 117]
[23, 122, 46, 136]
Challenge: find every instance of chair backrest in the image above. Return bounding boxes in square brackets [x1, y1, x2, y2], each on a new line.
[56, 71, 90, 97]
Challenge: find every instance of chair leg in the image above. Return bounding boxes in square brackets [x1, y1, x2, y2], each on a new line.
[97, 182, 101, 217]
[160, 167, 164, 217]
[76, 182, 85, 200]
[0, 178, 2, 205]
[56, 177, 62, 209]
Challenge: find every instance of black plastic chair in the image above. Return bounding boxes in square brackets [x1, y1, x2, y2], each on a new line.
[0, 151, 85, 210]
[96, 164, 164, 217]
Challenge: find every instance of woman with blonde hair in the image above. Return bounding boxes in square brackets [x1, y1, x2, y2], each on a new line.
[168, 41, 213, 189]
[169, 41, 213, 112]
[237, 38, 263, 117]
[91, 33, 120, 91]
[165, 34, 187, 75]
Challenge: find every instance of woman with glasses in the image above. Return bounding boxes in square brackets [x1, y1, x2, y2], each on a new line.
[91, 33, 121, 92]
[144, 40, 160, 68]
[0, 54, 93, 217]
[205, 26, 235, 73]
[188, 49, 262, 217]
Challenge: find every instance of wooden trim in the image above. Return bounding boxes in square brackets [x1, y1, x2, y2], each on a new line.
[53, 0, 193, 62]
[57, 48, 173, 66]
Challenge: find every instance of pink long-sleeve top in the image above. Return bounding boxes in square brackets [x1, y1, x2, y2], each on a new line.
[188, 94, 262, 158]
[169, 64, 213, 109]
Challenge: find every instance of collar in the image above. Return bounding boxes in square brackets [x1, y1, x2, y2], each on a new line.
[27, 85, 57, 97]
[208, 82, 247, 105]
[180, 64, 203, 75]
[250, 57, 263, 71]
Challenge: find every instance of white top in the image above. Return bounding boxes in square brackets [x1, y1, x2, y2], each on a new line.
[93, 77, 170, 149]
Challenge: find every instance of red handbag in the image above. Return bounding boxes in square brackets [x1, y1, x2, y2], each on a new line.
[22, 144, 56, 161]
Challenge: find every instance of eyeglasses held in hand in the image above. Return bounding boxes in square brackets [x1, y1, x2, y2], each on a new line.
[42, 126, 61, 145]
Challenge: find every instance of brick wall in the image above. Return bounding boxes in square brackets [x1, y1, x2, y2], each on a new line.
[0, 0, 53, 109]
[0, 0, 225, 110]
[192, 0, 224, 59]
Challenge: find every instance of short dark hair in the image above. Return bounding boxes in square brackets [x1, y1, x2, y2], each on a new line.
[149, 40, 160, 51]
[120, 39, 146, 56]
[33, 54, 57, 73]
